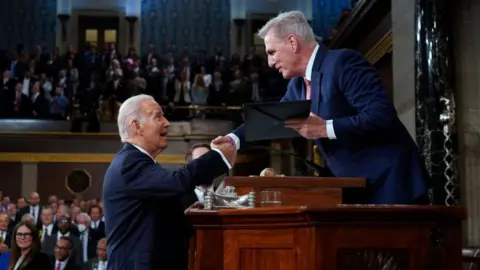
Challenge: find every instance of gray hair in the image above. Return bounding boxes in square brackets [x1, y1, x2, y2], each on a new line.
[257, 11, 316, 43]
[117, 94, 155, 142]
[76, 212, 91, 224]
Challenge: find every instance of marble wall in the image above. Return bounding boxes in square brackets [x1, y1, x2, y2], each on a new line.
[393, 0, 480, 246]
[453, 0, 480, 246]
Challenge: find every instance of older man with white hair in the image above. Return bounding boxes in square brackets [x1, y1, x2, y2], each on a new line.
[77, 212, 97, 262]
[213, 10, 429, 205]
[103, 94, 236, 270]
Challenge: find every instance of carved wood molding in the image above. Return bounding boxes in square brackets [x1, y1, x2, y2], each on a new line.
[365, 31, 393, 65]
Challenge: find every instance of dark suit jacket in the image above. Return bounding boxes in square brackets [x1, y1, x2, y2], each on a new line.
[51, 257, 80, 270]
[103, 143, 229, 270]
[233, 44, 428, 204]
[15, 251, 52, 270]
[82, 258, 106, 270]
[89, 221, 105, 242]
[16, 206, 43, 229]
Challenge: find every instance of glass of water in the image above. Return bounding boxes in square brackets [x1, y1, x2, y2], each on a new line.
[260, 190, 282, 207]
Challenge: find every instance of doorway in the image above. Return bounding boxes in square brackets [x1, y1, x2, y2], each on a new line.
[78, 16, 119, 51]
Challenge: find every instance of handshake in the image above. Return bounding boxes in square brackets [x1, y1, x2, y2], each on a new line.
[210, 136, 237, 166]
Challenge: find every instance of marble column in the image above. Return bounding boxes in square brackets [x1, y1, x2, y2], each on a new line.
[414, 0, 457, 205]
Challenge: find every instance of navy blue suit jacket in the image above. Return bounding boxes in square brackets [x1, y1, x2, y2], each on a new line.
[233, 44, 428, 204]
[103, 143, 229, 270]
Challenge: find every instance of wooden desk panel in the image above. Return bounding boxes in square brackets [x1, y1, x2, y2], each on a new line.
[187, 205, 466, 270]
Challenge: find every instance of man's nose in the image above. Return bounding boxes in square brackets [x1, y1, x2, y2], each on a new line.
[268, 59, 275, 68]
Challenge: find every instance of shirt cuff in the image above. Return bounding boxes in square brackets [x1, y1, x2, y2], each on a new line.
[326, 120, 337, 140]
[211, 148, 232, 169]
[226, 133, 240, 150]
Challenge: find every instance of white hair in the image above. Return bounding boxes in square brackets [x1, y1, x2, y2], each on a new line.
[257, 10, 316, 43]
[117, 94, 155, 142]
[76, 212, 91, 224]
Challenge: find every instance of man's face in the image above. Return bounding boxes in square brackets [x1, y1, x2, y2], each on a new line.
[0, 214, 9, 230]
[17, 198, 26, 209]
[56, 205, 67, 217]
[2, 196, 10, 206]
[136, 100, 170, 153]
[72, 207, 80, 220]
[264, 30, 300, 79]
[56, 216, 71, 233]
[41, 209, 53, 225]
[97, 239, 107, 261]
[48, 196, 57, 204]
[54, 239, 70, 260]
[191, 147, 209, 160]
[29, 193, 40, 206]
[7, 203, 16, 216]
[90, 207, 101, 221]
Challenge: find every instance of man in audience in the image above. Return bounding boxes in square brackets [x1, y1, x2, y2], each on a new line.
[53, 236, 80, 270]
[103, 94, 236, 269]
[82, 238, 107, 270]
[0, 213, 11, 250]
[88, 205, 105, 241]
[43, 215, 83, 266]
[16, 192, 42, 228]
[40, 207, 55, 243]
[76, 213, 97, 263]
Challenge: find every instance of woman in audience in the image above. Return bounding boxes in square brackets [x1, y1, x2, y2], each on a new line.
[191, 75, 209, 106]
[7, 221, 51, 270]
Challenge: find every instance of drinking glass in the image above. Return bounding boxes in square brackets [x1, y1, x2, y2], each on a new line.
[260, 190, 282, 207]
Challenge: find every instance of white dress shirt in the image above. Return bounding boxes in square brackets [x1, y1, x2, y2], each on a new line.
[98, 260, 108, 270]
[81, 229, 89, 262]
[57, 231, 70, 240]
[30, 205, 40, 223]
[42, 223, 53, 241]
[91, 220, 100, 229]
[54, 259, 68, 270]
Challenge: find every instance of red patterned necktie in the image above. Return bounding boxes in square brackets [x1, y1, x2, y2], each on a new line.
[56, 262, 61, 270]
[304, 78, 311, 100]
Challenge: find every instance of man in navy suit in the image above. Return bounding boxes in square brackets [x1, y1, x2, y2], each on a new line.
[103, 94, 236, 270]
[213, 11, 429, 205]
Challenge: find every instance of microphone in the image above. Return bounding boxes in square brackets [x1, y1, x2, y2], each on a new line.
[238, 145, 333, 176]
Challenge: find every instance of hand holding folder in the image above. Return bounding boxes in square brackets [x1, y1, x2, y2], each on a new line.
[243, 100, 312, 142]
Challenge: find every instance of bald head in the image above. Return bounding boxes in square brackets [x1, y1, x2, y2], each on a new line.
[29, 192, 40, 206]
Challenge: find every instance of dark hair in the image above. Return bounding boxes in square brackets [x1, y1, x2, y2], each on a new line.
[59, 236, 73, 250]
[88, 205, 102, 215]
[185, 143, 211, 161]
[8, 221, 41, 270]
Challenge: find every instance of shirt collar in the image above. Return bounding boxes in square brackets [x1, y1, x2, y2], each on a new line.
[304, 44, 320, 81]
[131, 144, 156, 162]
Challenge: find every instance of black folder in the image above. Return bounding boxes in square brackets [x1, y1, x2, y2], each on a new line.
[243, 100, 311, 142]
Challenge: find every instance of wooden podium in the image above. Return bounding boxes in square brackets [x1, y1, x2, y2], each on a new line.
[186, 205, 466, 270]
[224, 176, 367, 204]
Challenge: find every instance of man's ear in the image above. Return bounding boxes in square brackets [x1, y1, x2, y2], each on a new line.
[132, 120, 141, 133]
[287, 34, 299, 52]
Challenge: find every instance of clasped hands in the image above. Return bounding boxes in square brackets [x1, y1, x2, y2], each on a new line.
[284, 112, 328, 139]
[210, 136, 237, 166]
